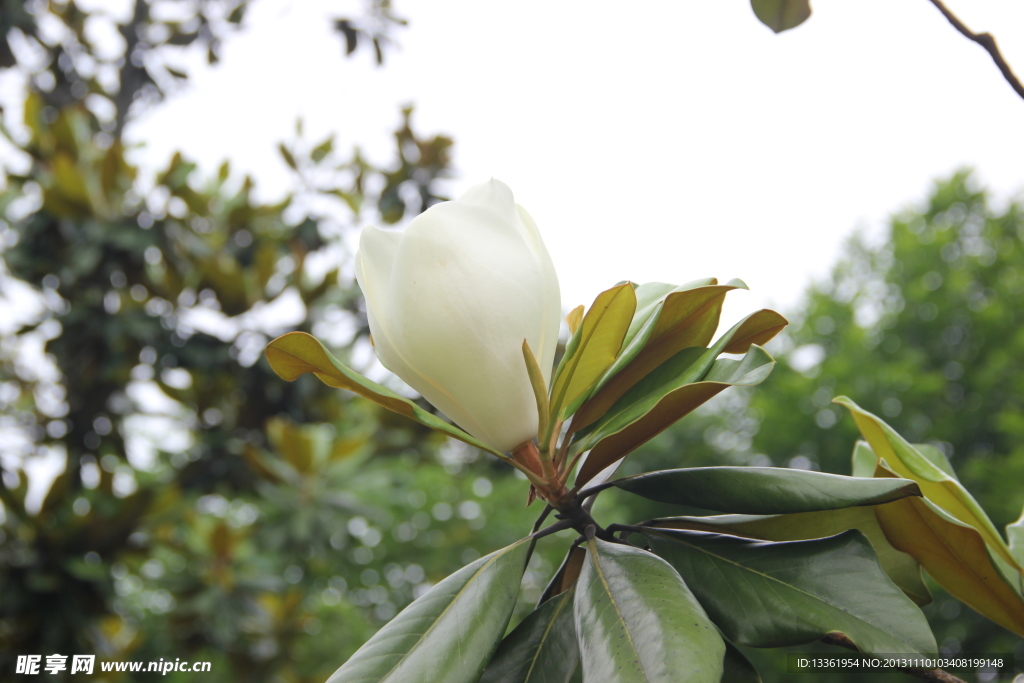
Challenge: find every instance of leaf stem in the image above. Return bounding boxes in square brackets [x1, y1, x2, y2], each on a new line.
[531, 505, 554, 534]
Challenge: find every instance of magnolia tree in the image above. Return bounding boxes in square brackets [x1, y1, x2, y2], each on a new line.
[266, 181, 1024, 683]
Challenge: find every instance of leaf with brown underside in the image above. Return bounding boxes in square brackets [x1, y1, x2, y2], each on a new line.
[874, 481, 1024, 636]
[573, 340, 776, 488]
[570, 283, 746, 432]
[837, 397, 1022, 573]
[539, 545, 587, 605]
[721, 309, 788, 354]
[265, 331, 504, 457]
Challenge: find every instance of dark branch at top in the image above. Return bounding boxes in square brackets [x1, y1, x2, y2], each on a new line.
[927, 0, 1024, 102]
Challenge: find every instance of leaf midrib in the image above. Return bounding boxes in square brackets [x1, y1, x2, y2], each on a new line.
[553, 286, 631, 414]
[588, 543, 650, 681]
[522, 592, 571, 683]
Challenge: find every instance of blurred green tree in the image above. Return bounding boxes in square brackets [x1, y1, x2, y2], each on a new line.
[0, 2, 558, 681]
[610, 171, 1024, 681]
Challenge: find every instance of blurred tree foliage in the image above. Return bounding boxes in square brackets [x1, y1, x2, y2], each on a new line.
[2, 2, 1022, 682]
[611, 171, 1024, 681]
[0, 2, 559, 682]
[748, 172, 1024, 528]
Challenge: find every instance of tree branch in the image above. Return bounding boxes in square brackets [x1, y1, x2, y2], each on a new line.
[822, 633, 968, 683]
[927, 0, 1024, 102]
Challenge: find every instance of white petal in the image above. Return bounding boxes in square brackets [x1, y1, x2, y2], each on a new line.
[355, 226, 402, 330]
[516, 204, 562, 383]
[354, 181, 562, 454]
[389, 199, 548, 451]
[355, 226, 438, 400]
[456, 179, 516, 217]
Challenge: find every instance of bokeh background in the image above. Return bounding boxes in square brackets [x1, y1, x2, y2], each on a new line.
[1, 1, 1023, 681]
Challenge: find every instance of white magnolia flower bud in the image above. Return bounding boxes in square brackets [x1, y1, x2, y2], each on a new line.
[355, 179, 561, 453]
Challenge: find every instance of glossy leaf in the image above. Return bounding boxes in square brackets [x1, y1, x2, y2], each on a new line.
[651, 508, 931, 606]
[600, 279, 729, 389]
[720, 309, 789, 354]
[836, 397, 1022, 572]
[575, 537, 724, 683]
[914, 443, 959, 480]
[722, 640, 762, 683]
[751, 0, 812, 33]
[869, 468, 1024, 636]
[571, 282, 763, 432]
[574, 344, 775, 487]
[612, 466, 921, 514]
[523, 340, 550, 446]
[265, 332, 505, 457]
[327, 538, 530, 683]
[480, 589, 578, 683]
[644, 528, 937, 655]
[550, 283, 636, 419]
[851, 440, 877, 478]
[856, 439, 958, 482]
[539, 545, 586, 605]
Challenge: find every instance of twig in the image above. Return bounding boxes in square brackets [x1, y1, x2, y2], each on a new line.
[822, 633, 967, 683]
[927, 0, 1024, 102]
[530, 518, 575, 541]
[531, 505, 553, 535]
[581, 479, 618, 505]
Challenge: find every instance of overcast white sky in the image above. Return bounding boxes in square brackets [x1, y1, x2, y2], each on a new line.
[3, 0, 1024, 510]
[128, 0, 1024, 326]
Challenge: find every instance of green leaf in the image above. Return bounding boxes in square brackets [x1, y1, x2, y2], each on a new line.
[722, 639, 762, 683]
[278, 143, 297, 170]
[522, 340, 550, 446]
[1009, 507, 1024, 568]
[539, 545, 586, 605]
[720, 309, 789, 354]
[851, 441, 877, 478]
[265, 332, 505, 458]
[574, 343, 776, 488]
[644, 528, 937, 655]
[550, 283, 637, 420]
[835, 397, 1022, 572]
[857, 439, 960, 481]
[612, 466, 920, 514]
[479, 589, 578, 683]
[575, 537, 725, 683]
[327, 538, 531, 683]
[868, 464, 1024, 636]
[751, 0, 812, 33]
[311, 136, 334, 162]
[652, 508, 931, 606]
[571, 282, 766, 432]
[914, 443, 959, 481]
[611, 278, 724, 373]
